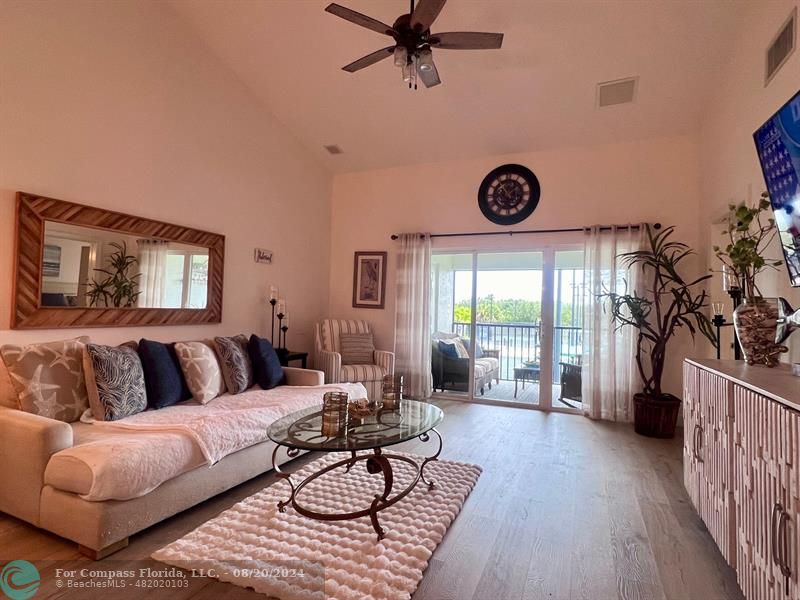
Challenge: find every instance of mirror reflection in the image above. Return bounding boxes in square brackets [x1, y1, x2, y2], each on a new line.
[41, 222, 209, 309]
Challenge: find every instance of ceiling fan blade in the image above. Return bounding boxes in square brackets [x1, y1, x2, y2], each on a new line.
[430, 32, 504, 50]
[342, 46, 395, 72]
[417, 59, 441, 88]
[410, 0, 447, 31]
[325, 3, 395, 36]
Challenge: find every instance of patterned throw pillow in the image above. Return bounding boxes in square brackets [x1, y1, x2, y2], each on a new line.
[0, 337, 90, 422]
[84, 343, 147, 421]
[174, 341, 226, 404]
[214, 335, 254, 395]
[340, 333, 375, 365]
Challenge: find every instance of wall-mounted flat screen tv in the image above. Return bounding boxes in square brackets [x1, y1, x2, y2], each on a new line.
[754, 89, 800, 286]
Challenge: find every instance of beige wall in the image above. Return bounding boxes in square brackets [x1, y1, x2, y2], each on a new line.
[0, 1, 332, 350]
[699, 0, 800, 362]
[330, 134, 707, 396]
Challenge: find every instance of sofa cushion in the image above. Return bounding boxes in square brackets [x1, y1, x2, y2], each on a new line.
[0, 362, 19, 409]
[248, 335, 285, 390]
[175, 341, 226, 404]
[0, 337, 90, 422]
[138, 339, 192, 409]
[44, 384, 365, 501]
[45, 420, 206, 499]
[340, 364, 387, 383]
[437, 339, 461, 359]
[84, 343, 147, 421]
[214, 335, 254, 394]
[340, 333, 375, 365]
[475, 357, 499, 373]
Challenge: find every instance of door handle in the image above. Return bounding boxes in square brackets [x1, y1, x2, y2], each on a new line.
[778, 508, 792, 582]
[772, 503, 782, 567]
[694, 424, 703, 463]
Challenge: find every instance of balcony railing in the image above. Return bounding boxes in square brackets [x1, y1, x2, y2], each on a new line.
[452, 321, 582, 383]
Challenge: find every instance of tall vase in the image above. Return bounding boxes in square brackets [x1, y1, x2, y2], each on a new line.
[733, 297, 798, 366]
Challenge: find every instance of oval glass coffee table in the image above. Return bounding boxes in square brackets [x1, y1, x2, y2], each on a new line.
[268, 399, 444, 540]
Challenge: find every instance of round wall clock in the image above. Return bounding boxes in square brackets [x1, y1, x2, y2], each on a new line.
[477, 164, 540, 225]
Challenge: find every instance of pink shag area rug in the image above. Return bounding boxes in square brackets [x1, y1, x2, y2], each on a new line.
[152, 451, 481, 599]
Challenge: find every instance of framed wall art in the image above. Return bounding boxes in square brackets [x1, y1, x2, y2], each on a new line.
[352, 251, 387, 309]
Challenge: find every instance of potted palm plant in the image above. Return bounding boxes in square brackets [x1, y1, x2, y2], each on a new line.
[86, 242, 142, 308]
[601, 225, 717, 438]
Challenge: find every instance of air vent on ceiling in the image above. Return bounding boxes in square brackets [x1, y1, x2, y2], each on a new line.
[766, 7, 796, 86]
[597, 77, 638, 108]
[323, 144, 344, 155]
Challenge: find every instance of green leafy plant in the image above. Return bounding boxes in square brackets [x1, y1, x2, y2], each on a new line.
[86, 242, 141, 308]
[713, 192, 782, 302]
[601, 225, 716, 398]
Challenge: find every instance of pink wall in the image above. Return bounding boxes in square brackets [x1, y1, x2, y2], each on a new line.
[0, 1, 332, 351]
[329, 134, 707, 396]
[699, 0, 800, 362]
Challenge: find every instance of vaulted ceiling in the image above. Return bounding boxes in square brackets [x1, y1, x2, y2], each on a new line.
[169, 0, 745, 173]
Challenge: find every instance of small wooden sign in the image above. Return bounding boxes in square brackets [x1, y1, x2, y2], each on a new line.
[254, 248, 273, 264]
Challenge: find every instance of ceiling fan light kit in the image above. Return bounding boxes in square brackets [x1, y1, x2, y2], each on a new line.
[325, 0, 504, 90]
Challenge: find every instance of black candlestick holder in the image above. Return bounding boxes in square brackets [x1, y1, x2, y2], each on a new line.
[276, 311, 284, 347]
[280, 325, 289, 351]
[712, 314, 727, 360]
[270, 298, 277, 344]
[727, 286, 743, 361]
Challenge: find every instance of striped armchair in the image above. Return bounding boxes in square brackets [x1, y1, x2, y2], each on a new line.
[314, 319, 395, 400]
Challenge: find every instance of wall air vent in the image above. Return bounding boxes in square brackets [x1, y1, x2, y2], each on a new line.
[766, 7, 796, 86]
[597, 77, 638, 108]
[324, 144, 344, 155]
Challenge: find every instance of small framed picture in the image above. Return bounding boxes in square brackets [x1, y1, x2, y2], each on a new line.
[254, 248, 273, 264]
[352, 251, 387, 309]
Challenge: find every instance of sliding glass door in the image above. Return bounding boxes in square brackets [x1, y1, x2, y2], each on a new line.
[431, 246, 584, 412]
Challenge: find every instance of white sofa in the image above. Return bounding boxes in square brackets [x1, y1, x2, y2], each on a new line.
[0, 367, 331, 559]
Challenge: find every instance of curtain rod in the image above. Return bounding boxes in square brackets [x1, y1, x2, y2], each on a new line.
[389, 223, 660, 240]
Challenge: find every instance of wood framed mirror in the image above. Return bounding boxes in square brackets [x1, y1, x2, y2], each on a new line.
[12, 192, 225, 329]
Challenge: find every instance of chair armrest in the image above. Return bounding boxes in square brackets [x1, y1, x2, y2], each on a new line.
[283, 367, 324, 387]
[482, 349, 501, 359]
[374, 350, 395, 375]
[0, 407, 73, 525]
[316, 350, 342, 383]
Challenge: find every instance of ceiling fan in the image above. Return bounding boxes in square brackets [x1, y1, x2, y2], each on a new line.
[324, 0, 504, 89]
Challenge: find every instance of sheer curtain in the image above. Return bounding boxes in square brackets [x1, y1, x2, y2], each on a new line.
[394, 233, 432, 399]
[137, 239, 169, 307]
[581, 224, 646, 421]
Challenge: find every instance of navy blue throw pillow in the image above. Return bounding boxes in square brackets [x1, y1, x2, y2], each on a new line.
[248, 335, 286, 390]
[138, 339, 192, 409]
[438, 340, 460, 359]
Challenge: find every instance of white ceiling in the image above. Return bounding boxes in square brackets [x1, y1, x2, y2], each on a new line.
[169, 0, 745, 174]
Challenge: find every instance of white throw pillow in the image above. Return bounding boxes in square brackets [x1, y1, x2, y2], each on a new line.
[174, 341, 226, 404]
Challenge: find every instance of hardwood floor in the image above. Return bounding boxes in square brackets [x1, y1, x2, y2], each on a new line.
[0, 400, 742, 600]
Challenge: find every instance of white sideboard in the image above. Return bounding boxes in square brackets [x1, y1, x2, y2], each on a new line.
[684, 359, 799, 600]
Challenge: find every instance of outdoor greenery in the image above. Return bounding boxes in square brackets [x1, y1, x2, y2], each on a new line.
[454, 294, 576, 326]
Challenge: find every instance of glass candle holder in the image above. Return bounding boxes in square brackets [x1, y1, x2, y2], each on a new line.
[712, 302, 724, 317]
[321, 391, 349, 437]
[382, 374, 403, 409]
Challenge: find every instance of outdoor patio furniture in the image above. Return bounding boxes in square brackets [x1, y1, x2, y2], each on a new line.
[558, 359, 582, 408]
[431, 333, 500, 395]
[513, 364, 540, 398]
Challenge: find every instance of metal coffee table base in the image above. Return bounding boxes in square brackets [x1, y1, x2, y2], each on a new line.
[271, 428, 443, 541]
